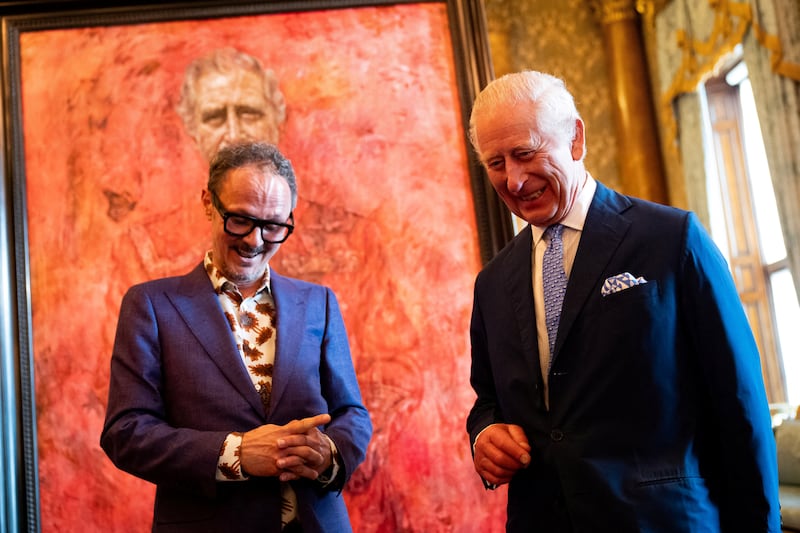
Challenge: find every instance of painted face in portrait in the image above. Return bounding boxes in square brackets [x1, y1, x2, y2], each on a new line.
[474, 99, 586, 227]
[191, 69, 281, 162]
[203, 165, 293, 296]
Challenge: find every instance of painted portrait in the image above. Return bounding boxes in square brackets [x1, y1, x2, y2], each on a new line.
[16, 2, 507, 532]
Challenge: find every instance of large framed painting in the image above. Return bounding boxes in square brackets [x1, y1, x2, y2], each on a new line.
[0, 1, 513, 531]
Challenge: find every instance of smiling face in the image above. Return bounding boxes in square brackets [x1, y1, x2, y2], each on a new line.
[202, 164, 292, 297]
[473, 99, 586, 227]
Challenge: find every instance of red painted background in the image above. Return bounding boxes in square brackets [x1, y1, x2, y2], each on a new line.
[20, 4, 508, 532]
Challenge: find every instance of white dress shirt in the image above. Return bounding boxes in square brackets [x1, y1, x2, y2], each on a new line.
[531, 174, 596, 407]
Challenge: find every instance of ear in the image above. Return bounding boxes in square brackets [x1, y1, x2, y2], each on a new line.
[201, 189, 213, 219]
[570, 118, 585, 161]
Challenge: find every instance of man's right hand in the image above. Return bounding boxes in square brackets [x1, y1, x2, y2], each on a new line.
[473, 423, 531, 486]
[240, 413, 331, 479]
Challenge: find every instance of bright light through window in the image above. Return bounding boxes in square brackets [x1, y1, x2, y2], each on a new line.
[738, 78, 787, 264]
[734, 67, 800, 405]
[771, 269, 800, 404]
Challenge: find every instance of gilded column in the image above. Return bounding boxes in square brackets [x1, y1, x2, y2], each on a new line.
[595, 0, 668, 204]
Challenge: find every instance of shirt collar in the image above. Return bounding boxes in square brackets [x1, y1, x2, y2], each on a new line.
[203, 251, 271, 297]
[532, 173, 597, 244]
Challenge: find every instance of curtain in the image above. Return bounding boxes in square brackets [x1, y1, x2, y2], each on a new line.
[653, 0, 800, 303]
[744, 0, 800, 303]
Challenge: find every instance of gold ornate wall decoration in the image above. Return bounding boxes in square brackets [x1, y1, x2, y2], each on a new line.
[591, 0, 639, 23]
[659, 0, 800, 156]
[636, 0, 672, 27]
[660, 0, 752, 155]
[751, 19, 800, 81]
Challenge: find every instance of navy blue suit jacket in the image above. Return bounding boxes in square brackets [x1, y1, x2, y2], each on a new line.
[467, 182, 780, 532]
[101, 263, 372, 532]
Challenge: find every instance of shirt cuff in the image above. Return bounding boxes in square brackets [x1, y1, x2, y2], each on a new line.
[315, 434, 341, 486]
[216, 432, 247, 481]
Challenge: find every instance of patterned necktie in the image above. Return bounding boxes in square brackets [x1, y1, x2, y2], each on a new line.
[543, 224, 567, 366]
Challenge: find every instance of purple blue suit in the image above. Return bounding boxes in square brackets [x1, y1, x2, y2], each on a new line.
[101, 263, 371, 532]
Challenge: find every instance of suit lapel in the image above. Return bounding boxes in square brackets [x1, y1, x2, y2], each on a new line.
[503, 226, 545, 398]
[554, 182, 632, 357]
[168, 264, 265, 417]
[268, 272, 304, 416]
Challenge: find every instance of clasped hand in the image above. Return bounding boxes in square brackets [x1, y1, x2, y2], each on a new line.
[240, 413, 332, 482]
[473, 423, 531, 486]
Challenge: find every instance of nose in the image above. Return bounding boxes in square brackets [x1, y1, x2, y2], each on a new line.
[505, 160, 527, 193]
[223, 109, 241, 141]
[240, 225, 264, 248]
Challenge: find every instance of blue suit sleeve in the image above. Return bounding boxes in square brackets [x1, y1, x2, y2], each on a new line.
[317, 287, 372, 488]
[680, 212, 780, 531]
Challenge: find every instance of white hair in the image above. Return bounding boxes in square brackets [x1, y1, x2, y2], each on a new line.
[468, 71, 582, 153]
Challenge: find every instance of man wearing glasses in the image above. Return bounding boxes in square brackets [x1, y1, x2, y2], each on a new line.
[101, 142, 372, 532]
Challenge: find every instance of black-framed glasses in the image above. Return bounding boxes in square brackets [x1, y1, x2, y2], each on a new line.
[210, 191, 294, 244]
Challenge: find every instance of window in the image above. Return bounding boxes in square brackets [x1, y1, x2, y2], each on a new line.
[701, 60, 800, 405]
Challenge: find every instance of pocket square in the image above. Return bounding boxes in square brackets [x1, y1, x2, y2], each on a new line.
[601, 272, 647, 296]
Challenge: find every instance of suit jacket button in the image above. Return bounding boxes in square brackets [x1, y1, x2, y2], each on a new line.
[550, 429, 564, 442]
